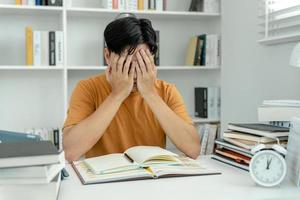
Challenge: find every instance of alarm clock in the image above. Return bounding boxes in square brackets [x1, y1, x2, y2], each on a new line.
[249, 143, 287, 187]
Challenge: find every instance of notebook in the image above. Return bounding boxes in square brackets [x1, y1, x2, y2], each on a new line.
[72, 146, 221, 184]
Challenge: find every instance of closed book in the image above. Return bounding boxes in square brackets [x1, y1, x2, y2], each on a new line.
[47, 0, 62, 6]
[211, 154, 249, 171]
[0, 141, 61, 168]
[35, 0, 42, 5]
[198, 34, 206, 66]
[53, 129, 59, 149]
[16, 0, 22, 5]
[0, 130, 41, 143]
[156, 0, 163, 11]
[25, 26, 33, 66]
[144, 0, 148, 10]
[163, 0, 167, 10]
[41, 0, 47, 5]
[0, 152, 64, 184]
[223, 131, 288, 143]
[200, 124, 210, 155]
[195, 36, 203, 66]
[205, 124, 218, 155]
[112, 0, 118, 9]
[118, 0, 126, 10]
[148, 0, 155, 10]
[138, 0, 144, 10]
[27, 0, 35, 5]
[215, 139, 253, 157]
[258, 106, 300, 122]
[215, 148, 251, 164]
[195, 87, 207, 118]
[0, 173, 61, 200]
[49, 31, 56, 66]
[55, 31, 64, 66]
[33, 31, 41, 66]
[22, 0, 27, 5]
[41, 31, 49, 66]
[127, 0, 138, 10]
[227, 123, 289, 138]
[185, 36, 198, 66]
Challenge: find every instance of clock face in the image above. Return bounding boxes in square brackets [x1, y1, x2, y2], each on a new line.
[249, 150, 287, 187]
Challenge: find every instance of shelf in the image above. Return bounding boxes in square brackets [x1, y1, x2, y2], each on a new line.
[0, 66, 64, 70]
[258, 34, 300, 45]
[67, 66, 220, 71]
[67, 7, 220, 19]
[0, 4, 63, 15]
[192, 117, 220, 123]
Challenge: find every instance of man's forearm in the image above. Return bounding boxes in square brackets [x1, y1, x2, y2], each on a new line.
[143, 93, 200, 159]
[63, 94, 123, 161]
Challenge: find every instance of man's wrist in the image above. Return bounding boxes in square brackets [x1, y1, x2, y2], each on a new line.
[108, 92, 125, 105]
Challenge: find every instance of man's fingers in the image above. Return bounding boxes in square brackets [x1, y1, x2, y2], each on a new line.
[116, 52, 127, 74]
[145, 49, 155, 68]
[129, 61, 136, 78]
[140, 49, 152, 70]
[135, 61, 143, 77]
[123, 54, 133, 75]
[136, 51, 147, 75]
[111, 53, 119, 73]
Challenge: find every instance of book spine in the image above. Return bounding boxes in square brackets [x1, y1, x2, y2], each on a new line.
[55, 31, 64, 66]
[22, 0, 27, 5]
[194, 36, 200, 65]
[201, 34, 206, 66]
[41, 0, 47, 5]
[49, 31, 56, 66]
[112, 0, 118, 9]
[16, 0, 22, 5]
[163, 0, 167, 10]
[48, 0, 62, 6]
[118, 0, 126, 10]
[196, 38, 203, 66]
[53, 129, 59, 149]
[138, 0, 144, 10]
[207, 87, 213, 119]
[200, 124, 210, 155]
[130, 0, 138, 10]
[205, 34, 211, 66]
[26, 26, 33, 66]
[33, 31, 41, 66]
[27, 0, 35, 6]
[35, 0, 41, 5]
[149, 0, 155, 10]
[41, 31, 49, 66]
[195, 87, 207, 118]
[156, 0, 163, 11]
[206, 125, 218, 155]
[143, 0, 148, 10]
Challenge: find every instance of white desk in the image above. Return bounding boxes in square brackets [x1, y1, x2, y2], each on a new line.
[59, 157, 300, 200]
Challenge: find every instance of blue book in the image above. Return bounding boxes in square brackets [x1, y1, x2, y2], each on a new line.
[0, 130, 41, 143]
[35, 0, 42, 5]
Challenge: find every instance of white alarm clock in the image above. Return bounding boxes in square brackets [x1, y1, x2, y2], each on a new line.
[249, 142, 287, 187]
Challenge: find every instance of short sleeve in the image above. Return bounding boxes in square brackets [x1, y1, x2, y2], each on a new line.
[63, 80, 96, 130]
[166, 85, 194, 125]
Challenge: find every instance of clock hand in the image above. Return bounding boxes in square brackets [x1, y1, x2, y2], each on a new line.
[266, 158, 272, 170]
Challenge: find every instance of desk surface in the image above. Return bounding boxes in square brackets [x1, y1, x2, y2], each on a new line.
[59, 156, 300, 200]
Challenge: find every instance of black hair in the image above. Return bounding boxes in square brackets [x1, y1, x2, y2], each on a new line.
[104, 15, 157, 55]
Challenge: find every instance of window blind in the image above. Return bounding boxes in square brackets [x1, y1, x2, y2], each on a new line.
[258, 0, 300, 45]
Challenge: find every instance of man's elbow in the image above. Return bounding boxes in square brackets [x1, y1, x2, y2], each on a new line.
[64, 147, 81, 162]
[186, 143, 200, 159]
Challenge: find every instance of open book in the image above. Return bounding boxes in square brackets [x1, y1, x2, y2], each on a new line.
[72, 146, 220, 184]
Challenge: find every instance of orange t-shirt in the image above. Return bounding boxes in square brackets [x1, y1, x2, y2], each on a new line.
[63, 73, 193, 158]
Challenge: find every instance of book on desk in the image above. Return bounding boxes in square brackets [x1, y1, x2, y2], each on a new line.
[72, 146, 221, 184]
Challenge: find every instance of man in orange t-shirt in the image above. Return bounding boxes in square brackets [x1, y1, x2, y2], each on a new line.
[63, 15, 200, 161]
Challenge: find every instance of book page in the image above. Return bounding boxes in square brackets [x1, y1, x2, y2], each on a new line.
[73, 161, 153, 184]
[124, 146, 181, 166]
[83, 153, 139, 175]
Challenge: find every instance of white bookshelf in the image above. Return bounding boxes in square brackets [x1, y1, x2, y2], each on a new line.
[0, 0, 221, 132]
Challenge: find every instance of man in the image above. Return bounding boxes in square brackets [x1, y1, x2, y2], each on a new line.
[63, 16, 200, 161]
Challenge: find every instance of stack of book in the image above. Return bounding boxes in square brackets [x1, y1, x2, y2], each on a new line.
[26, 26, 64, 66]
[0, 141, 65, 200]
[189, 0, 220, 13]
[185, 34, 221, 67]
[102, 0, 167, 11]
[212, 123, 289, 171]
[16, 0, 63, 6]
[195, 87, 220, 119]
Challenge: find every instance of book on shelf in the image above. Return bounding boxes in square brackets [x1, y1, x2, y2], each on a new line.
[185, 34, 220, 67]
[0, 141, 63, 168]
[26, 27, 64, 66]
[199, 123, 219, 155]
[72, 146, 221, 184]
[189, 0, 220, 13]
[16, 0, 62, 6]
[0, 172, 61, 200]
[195, 87, 220, 119]
[102, 0, 166, 11]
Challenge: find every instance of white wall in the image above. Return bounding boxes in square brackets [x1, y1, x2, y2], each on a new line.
[221, 0, 300, 131]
